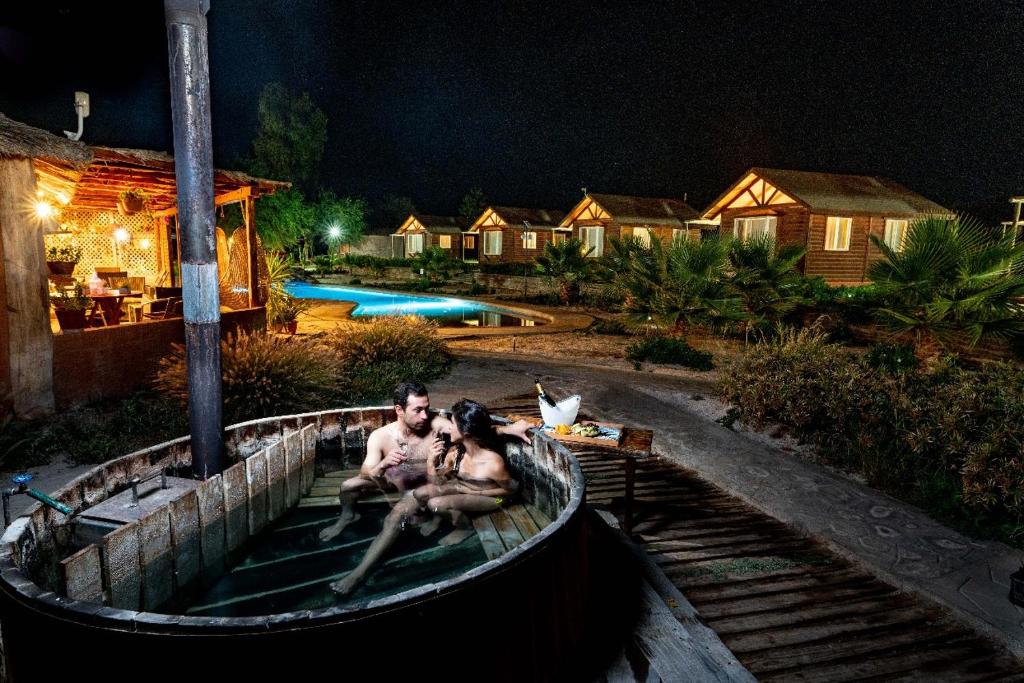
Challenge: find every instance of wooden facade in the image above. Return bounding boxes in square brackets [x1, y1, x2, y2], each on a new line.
[466, 207, 565, 263]
[558, 193, 703, 258]
[391, 214, 467, 259]
[704, 168, 950, 284]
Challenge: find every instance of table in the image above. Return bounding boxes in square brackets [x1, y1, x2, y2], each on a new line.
[87, 291, 143, 326]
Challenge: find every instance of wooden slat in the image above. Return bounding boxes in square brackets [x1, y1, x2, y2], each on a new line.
[471, 514, 507, 560]
[490, 509, 526, 550]
[505, 504, 541, 540]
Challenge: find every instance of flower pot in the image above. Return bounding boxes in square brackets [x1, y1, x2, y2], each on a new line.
[47, 261, 77, 276]
[54, 308, 88, 332]
[118, 195, 146, 215]
[285, 320, 298, 335]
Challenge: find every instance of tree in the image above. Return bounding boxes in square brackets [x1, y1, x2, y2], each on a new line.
[314, 191, 368, 250]
[253, 188, 315, 252]
[868, 214, 1024, 351]
[415, 247, 461, 283]
[459, 187, 488, 222]
[611, 235, 741, 333]
[376, 194, 417, 232]
[727, 234, 807, 342]
[534, 237, 595, 304]
[246, 83, 328, 194]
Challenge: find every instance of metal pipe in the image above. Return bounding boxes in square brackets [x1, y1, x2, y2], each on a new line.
[165, 0, 224, 479]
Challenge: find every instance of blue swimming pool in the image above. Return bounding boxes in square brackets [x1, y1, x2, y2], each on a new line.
[284, 282, 545, 328]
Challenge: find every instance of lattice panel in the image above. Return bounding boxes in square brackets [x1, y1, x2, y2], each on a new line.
[47, 209, 159, 284]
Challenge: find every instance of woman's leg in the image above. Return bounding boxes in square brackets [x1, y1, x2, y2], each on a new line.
[427, 494, 503, 546]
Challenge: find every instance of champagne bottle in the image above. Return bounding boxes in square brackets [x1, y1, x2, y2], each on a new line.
[536, 382, 557, 407]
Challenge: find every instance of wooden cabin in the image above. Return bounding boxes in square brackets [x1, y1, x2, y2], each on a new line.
[0, 113, 286, 416]
[466, 206, 566, 263]
[702, 168, 950, 284]
[557, 193, 703, 258]
[390, 214, 467, 259]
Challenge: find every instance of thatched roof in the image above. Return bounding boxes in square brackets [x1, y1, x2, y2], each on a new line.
[487, 206, 565, 230]
[0, 112, 91, 166]
[703, 167, 949, 219]
[0, 113, 288, 212]
[585, 193, 699, 226]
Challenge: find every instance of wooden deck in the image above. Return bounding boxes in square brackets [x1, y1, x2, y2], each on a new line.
[490, 395, 1024, 683]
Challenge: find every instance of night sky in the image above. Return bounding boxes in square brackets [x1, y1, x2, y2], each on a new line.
[2, 1, 1023, 219]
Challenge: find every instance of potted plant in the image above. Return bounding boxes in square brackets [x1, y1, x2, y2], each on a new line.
[118, 188, 149, 215]
[50, 283, 91, 332]
[275, 298, 308, 335]
[46, 245, 82, 276]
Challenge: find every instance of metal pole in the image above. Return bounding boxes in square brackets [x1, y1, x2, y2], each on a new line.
[165, 0, 224, 479]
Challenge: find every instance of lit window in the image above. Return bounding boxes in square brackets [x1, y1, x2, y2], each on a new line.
[439, 235, 452, 249]
[483, 231, 502, 256]
[464, 235, 475, 249]
[825, 216, 852, 251]
[552, 231, 568, 245]
[672, 228, 688, 242]
[407, 233, 424, 254]
[883, 219, 908, 252]
[632, 227, 652, 247]
[733, 216, 777, 241]
[521, 231, 537, 249]
[580, 226, 604, 257]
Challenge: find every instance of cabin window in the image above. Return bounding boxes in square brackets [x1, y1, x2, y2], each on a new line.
[883, 219, 908, 252]
[733, 216, 777, 242]
[580, 226, 605, 257]
[825, 216, 852, 251]
[672, 228, 688, 243]
[483, 230, 502, 256]
[552, 231, 568, 245]
[438, 235, 452, 249]
[464, 235, 476, 249]
[521, 231, 537, 249]
[407, 233, 424, 255]
[632, 227, 652, 248]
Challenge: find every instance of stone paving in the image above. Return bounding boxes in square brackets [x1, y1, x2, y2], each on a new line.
[432, 352, 1024, 657]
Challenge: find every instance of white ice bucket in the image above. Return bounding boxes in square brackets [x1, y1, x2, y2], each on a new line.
[539, 394, 581, 427]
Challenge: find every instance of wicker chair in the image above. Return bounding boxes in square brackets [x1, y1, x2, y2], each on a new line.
[138, 297, 183, 321]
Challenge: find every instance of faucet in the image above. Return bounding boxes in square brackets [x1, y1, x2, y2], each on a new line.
[2, 474, 73, 528]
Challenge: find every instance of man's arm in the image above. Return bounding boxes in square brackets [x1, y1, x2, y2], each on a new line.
[432, 413, 533, 444]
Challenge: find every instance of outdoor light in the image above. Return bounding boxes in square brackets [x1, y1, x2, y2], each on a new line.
[34, 201, 55, 219]
[139, 237, 152, 249]
[113, 227, 130, 243]
[54, 191, 71, 206]
[328, 225, 342, 240]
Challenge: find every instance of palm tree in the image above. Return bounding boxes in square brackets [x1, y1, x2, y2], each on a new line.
[867, 214, 1024, 352]
[613, 235, 741, 334]
[727, 234, 807, 342]
[534, 237, 595, 304]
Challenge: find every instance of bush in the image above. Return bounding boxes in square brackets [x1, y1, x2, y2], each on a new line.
[625, 336, 714, 370]
[324, 316, 452, 404]
[466, 282, 487, 296]
[865, 342, 918, 373]
[719, 330, 1024, 546]
[479, 261, 533, 275]
[587, 318, 631, 336]
[154, 331, 343, 424]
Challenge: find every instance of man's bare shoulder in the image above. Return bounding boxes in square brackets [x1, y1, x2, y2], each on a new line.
[367, 422, 396, 447]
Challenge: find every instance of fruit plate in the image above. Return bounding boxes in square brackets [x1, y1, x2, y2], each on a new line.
[542, 420, 624, 446]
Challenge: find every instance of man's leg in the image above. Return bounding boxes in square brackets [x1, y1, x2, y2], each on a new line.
[318, 476, 378, 542]
[331, 493, 420, 596]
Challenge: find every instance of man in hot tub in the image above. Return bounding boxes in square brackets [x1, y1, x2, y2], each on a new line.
[318, 381, 532, 542]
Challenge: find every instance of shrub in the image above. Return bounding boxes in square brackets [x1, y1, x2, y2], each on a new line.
[587, 318, 631, 336]
[323, 316, 452, 404]
[154, 331, 343, 424]
[479, 261, 531, 275]
[466, 282, 487, 296]
[865, 342, 918, 373]
[720, 331, 1024, 546]
[625, 336, 714, 370]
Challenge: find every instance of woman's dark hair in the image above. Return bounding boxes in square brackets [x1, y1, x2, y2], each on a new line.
[450, 399, 495, 448]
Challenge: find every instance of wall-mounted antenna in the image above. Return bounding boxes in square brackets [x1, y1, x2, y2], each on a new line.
[63, 91, 90, 141]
